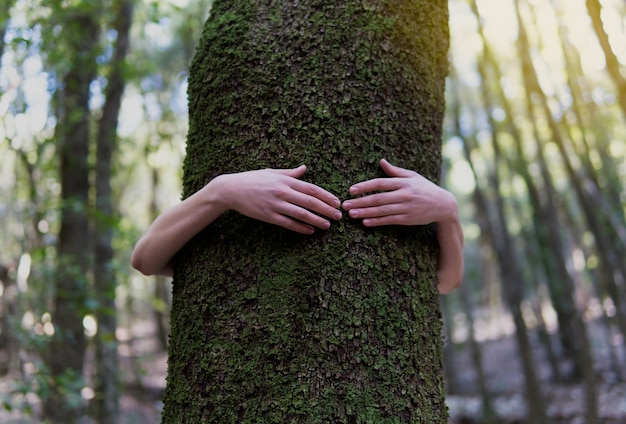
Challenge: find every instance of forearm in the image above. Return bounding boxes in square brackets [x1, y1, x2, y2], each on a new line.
[436, 214, 464, 294]
[131, 180, 226, 276]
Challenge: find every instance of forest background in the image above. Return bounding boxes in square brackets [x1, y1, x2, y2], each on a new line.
[0, 0, 625, 423]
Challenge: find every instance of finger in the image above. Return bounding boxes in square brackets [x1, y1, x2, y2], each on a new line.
[290, 179, 341, 209]
[349, 178, 404, 196]
[269, 213, 316, 234]
[380, 159, 416, 178]
[278, 203, 334, 229]
[286, 190, 343, 221]
[362, 214, 412, 227]
[343, 190, 399, 210]
[347, 203, 404, 219]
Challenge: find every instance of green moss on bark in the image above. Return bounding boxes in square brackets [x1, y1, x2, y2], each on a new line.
[163, 1, 449, 423]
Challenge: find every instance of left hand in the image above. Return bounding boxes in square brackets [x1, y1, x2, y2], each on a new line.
[342, 159, 457, 227]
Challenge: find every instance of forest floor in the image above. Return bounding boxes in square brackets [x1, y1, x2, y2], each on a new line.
[1, 319, 625, 423]
[446, 324, 626, 424]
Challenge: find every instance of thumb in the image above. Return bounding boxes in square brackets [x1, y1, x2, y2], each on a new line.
[380, 159, 414, 178]
[271, 164, 307, 178]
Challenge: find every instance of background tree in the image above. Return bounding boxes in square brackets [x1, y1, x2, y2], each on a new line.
[163, 0, 450, 422]
[44, 2, 100, 420]
[93, 0, 134, 422]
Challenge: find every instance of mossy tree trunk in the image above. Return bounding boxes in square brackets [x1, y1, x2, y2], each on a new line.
[163, 1, 449, 423]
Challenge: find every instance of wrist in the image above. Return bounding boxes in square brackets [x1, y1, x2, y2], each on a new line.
[203, 174, 233, 215]
[437, 189, 459, 225]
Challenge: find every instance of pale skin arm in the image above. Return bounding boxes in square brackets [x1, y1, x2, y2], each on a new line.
[131, 165, 342, 276]
[132, 160, 464, 293]
[342, 159, 464, 294]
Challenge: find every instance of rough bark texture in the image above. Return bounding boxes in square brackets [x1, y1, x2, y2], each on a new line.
[163, 1, 449, 422]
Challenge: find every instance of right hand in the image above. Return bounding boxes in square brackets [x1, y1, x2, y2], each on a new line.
[210, 165, 343, 234]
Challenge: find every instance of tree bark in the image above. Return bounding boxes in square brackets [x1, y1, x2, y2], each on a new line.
[163, 1, 450, 422]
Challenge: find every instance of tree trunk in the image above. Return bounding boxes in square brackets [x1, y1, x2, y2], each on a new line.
[150, 168, 171, 352]
[448, 70, 497, 421]
[472, 0, 596, 391]
[555, 0, 625, 217]
[450, 14, 550, 416]
[93, 1, 134, 422]
[163, 1, 450, 422]
[45, 7, 100, 422]
[460, 119, 550, 424]
[513, 0, 598, 420]
[586, 0, 626, 120]
[0, 262, 18, 375]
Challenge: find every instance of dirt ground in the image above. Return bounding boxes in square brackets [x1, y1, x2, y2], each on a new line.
[446, 330, 626, 423]
[2, 320, 625, 423]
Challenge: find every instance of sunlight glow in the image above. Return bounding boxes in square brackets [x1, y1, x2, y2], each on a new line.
[81, 386, 96, 400]
[118, 90, 144, 137]
[16, 253, 31, 293]
[21, 311, 34, 329]
[443, 137, 476, 194]
[463, 223, 481, 241]
[83, 314, 98, 337]
[448, 161, 476, 195]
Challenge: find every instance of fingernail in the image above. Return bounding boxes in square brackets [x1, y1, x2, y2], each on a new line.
[350, 210, 360, 218]
[350, 186, 359, 195]
[333, 211, 342, 220]
[343, 202, 352, 210]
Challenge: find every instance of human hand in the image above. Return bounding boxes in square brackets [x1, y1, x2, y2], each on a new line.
[341, 159, 458, 227]
[210, 165, 342, 234]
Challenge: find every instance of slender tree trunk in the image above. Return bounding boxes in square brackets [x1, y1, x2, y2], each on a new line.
[462, 125, 550, 424]
[46, 7, 100, 422]
[555, 1, 624, 216]
[513, 0, 598, 421]
[452, 27, 550, 417]
[164, 1, 450, 422]
[471, 0, 598, 404]
[150, 168, 171, 352]
[451, 57, 548, 422]
[93, 1, 133, 422]
[469, 0, 579, 384]
[459, 285, 496, 423]
[0, 263, 17, 375]
[448, 70, 497, 421]
[586, 0, 626, 120]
